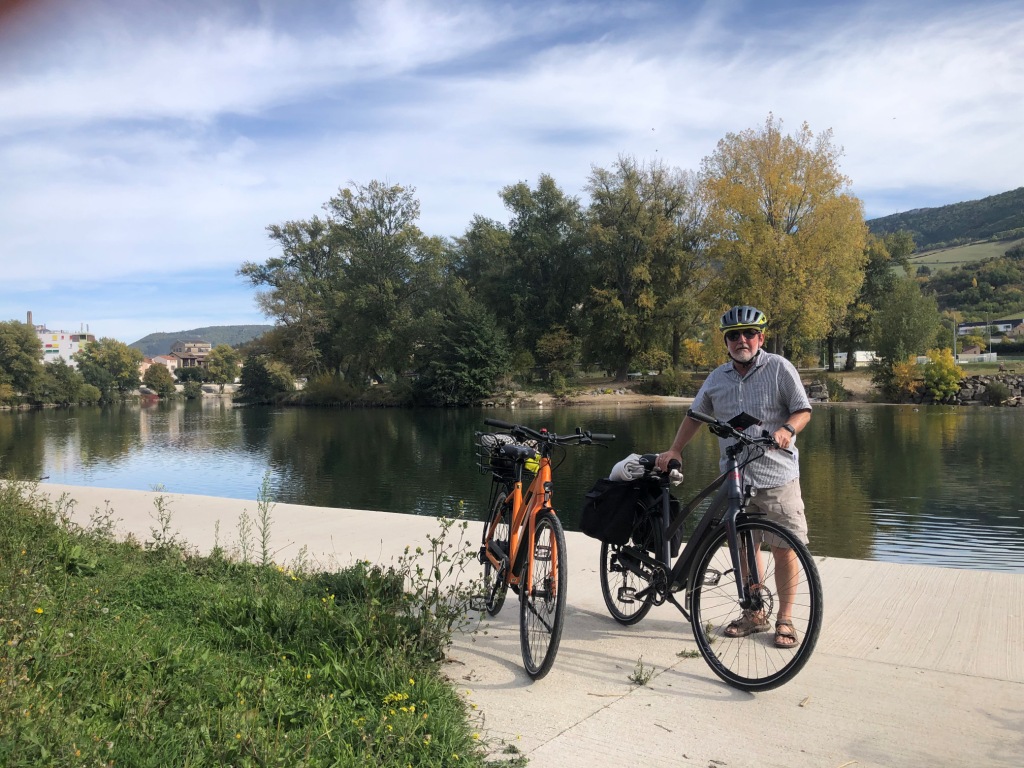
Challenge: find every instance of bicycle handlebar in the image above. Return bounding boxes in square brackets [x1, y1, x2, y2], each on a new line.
[687, 408, 788, 452]
[482, 419, 615, 446]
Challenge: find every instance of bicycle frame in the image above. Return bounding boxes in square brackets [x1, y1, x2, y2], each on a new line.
[618, 440, 766, 621]
[483, 451, 556, 597]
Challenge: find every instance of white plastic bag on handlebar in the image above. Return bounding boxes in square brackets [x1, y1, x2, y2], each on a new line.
[609, 453, 645, 481]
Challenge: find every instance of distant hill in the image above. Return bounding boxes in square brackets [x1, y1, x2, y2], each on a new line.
[868, 187, 1024, 251]
[130, 325, 273, 358]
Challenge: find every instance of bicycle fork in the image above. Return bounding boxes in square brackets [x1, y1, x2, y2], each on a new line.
[722, 468, 765, 613]
[524, 482, 556, 602]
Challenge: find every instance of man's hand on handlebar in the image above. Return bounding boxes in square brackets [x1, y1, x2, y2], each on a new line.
[655, 449, 682, 474]
[771, 426, 794, 451]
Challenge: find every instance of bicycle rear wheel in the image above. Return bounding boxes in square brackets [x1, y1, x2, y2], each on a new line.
[519, 510, 567, 679]
[482, 489, 512, 616]
[689, 519, 822, 692]
[599, 504, 658, 625]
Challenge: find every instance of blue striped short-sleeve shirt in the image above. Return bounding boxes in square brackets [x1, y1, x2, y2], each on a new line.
[691, 351, 811, 489]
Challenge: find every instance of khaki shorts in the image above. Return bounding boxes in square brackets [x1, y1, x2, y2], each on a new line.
[748, 478, 809, 546]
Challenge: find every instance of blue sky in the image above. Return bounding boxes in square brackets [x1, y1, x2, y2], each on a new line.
[2, 0, 1022, 344]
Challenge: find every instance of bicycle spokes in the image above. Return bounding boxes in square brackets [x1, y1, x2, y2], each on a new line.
[690, 520, 822, 691]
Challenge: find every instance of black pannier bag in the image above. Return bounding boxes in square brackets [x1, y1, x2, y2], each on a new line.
[580, 478, 658, 546]
[580, 477, 683, 556]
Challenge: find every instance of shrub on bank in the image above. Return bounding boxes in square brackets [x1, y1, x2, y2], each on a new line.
[635, 368, 692, 397]
[983, 380, 1012, 405]
[810, 373, 850, 402]
[922, 348, 964, 402]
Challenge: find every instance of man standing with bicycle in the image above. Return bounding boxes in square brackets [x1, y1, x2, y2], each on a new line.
[656, 305, 812, 649]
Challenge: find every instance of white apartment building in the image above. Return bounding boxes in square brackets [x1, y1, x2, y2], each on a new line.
[27, 311, 96, 368]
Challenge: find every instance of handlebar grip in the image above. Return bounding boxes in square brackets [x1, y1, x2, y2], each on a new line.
[686, 409, 717, 425]
[667, 459, 681, 471]
[589, 433, 616, 442]
[484, 418, 515, 430]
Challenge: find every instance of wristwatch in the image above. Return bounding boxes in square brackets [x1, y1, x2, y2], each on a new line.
[781, 423, 796, 436]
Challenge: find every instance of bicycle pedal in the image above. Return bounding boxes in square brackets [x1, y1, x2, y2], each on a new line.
[616, 587, 636, 604]
[702, 569, 723, 587]
[533, 545, 553, 561]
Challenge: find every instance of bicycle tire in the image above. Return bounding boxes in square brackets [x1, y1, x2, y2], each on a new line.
[482, 489, 512, 616]
[519, 510, 567, 679]
[599, 502, 658, 625]
[689, 518, 822, 692]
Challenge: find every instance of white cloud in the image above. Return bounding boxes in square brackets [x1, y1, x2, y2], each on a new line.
[2, 0, 1022, 341]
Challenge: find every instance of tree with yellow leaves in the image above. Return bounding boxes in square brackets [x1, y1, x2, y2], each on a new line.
[699, 114, 867, 355]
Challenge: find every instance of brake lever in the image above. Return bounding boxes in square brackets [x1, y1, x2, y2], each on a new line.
[761, 429, 794, 455]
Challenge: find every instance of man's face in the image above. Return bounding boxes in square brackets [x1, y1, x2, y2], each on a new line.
[725, 327, 763, 364]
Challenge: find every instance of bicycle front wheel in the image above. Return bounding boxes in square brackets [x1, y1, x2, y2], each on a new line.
[689, 519, 822, 692]
[482, 489, 512, 616]
[519, 510, 567, 679]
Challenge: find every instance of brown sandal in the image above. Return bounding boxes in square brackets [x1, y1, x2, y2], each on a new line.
[723, 610, 769, 638]
[774, 620, 801, 648]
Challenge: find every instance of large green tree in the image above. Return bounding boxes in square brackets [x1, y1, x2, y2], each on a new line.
[871, 277, 942, 364]
[240, 181, 445, 385]
[700, 114, 867, 355]
[457, 174, 589, 361]
[413, 286, 509, 405]
[0, 320, 44, 396]
[142, 363, 177, 398]
[240, 217, 338, 376]
[835, 231, 914, 369]
[205, 344, 242, 386]
[584, 156, 708, 379]
[30, 360, 97, 405]
[325, 181, 443, 382]
[72, 338, 143, 401]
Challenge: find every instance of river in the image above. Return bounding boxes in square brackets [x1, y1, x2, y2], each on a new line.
[2, 399, 1022, 572]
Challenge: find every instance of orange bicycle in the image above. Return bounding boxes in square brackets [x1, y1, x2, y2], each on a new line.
[475, 418, 614, 678]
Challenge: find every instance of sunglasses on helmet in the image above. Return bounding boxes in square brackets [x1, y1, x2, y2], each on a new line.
[725, 328, 761, 342]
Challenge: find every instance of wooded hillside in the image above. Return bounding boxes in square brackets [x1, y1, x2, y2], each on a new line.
[129, 325, 272, 358]
[868, 187, 1024, 250]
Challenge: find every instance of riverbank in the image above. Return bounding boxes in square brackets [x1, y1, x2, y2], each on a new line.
[38, 483, 1024, 767]
[504, 369, 876, 408]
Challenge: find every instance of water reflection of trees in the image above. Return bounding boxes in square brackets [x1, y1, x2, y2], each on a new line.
[800, 408, 876, 560]
[73, 405, 145, 466]
[0, 411, 45, 479]
[251, 406, 698, 522]
[254, 407, 469, 516]
[804, 405, 1024, 560]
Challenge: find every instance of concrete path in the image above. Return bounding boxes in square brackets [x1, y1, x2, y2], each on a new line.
[40, 484, 1024, 768]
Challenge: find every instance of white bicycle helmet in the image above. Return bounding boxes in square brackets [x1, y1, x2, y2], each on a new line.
[719, 305, 768, 333]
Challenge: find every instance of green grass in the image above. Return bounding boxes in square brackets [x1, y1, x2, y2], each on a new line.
[910, 237, 1024, 273]
[0, 481, 488, 767]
